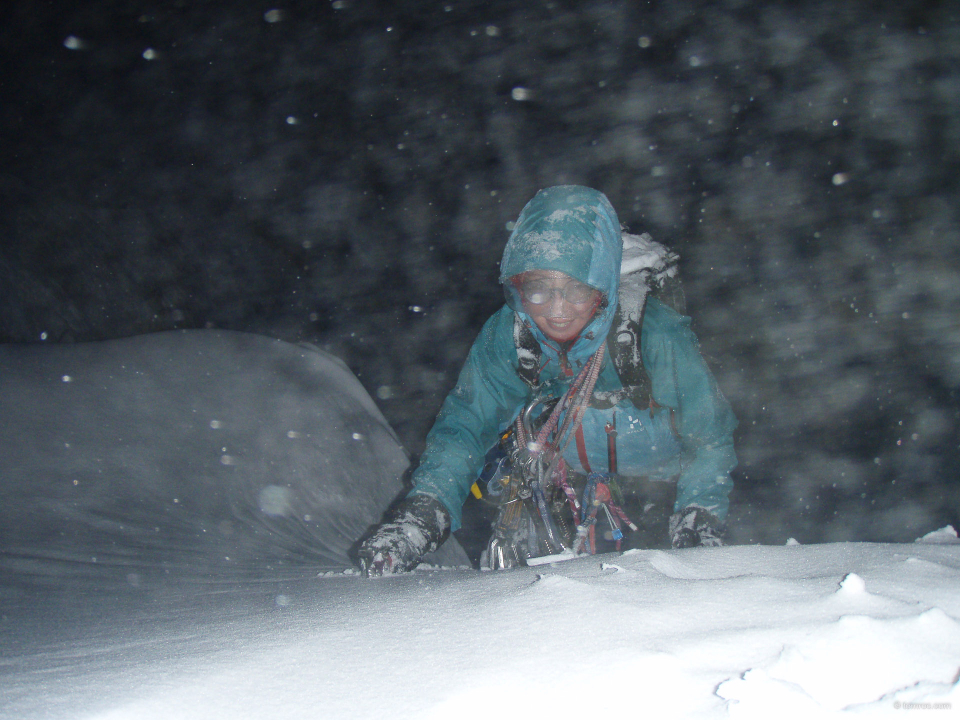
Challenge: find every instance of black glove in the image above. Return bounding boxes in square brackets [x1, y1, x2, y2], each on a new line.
[669, 506, 726, 548]
[357, 494, 451, 577]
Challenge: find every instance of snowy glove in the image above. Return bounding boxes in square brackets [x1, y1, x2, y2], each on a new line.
[669, 506, 726, 549]
[357, 494, 451, 577]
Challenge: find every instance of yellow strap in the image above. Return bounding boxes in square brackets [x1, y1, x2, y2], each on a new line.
[470, 482, 482, 499]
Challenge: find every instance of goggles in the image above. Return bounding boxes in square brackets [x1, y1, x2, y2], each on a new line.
[518, 278, 600, 306]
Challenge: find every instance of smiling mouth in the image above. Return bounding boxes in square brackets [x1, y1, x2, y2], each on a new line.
[546, 318, 574, 332]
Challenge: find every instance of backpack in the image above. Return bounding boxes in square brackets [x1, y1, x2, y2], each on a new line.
[513, 231, 684, 410]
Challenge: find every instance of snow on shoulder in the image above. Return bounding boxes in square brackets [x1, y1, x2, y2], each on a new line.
[0, 329, 467, 580]
[620, 230, 678, 280]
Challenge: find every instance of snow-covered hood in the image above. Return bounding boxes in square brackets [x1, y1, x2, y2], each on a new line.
[499, 185, 622, 362]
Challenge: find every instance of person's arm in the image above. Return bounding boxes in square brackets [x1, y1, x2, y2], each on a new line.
[358, 307, 529, 575]
[643, 299, 738, 543]
[408, 306, 531, 531]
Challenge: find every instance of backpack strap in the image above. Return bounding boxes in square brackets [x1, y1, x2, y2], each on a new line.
[605, 277, 653, 410]
[513, 313, 542, 391]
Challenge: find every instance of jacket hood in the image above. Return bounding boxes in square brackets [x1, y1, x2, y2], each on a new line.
[499, 185, 622, 364]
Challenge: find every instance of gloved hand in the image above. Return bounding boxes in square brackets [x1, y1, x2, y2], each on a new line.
[669, 506, 726, 548]
[357, 494, 451, 577]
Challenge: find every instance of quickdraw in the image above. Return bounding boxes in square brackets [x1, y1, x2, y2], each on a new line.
[571, 472, 639, 555]
[570, 412, 639, 554]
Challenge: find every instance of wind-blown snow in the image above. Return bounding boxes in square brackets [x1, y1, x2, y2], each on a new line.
[1, 333, 958, 719]
[0, 330, 468, 575]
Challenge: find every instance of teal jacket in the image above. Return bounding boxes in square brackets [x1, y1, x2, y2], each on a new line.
[410, 186, 737, 531]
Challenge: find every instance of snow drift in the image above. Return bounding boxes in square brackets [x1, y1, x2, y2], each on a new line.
[0, 330, 467, 582]
[3, 540, 959, 719]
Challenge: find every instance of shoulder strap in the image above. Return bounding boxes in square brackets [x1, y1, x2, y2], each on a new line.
[513, 313, 541, 390]
[606, 277, 653, 409]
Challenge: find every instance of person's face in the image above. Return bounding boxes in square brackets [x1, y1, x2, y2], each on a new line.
[516, 270, 602, 343]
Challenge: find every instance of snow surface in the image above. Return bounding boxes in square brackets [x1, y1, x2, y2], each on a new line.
[2, 541, 959, 719]
[2, 332, 959, 719]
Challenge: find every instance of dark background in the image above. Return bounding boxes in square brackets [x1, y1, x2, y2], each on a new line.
[2, 0, 957, 545]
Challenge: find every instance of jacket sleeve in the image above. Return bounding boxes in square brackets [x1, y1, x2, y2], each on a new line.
[642, 299, 738, 520]
[408, 307, 531, 531]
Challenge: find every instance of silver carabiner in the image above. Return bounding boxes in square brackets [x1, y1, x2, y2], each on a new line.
[521, 397, 545, 444]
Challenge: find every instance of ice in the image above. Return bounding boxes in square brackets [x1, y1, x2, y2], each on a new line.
[2, 332, 959, 719]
